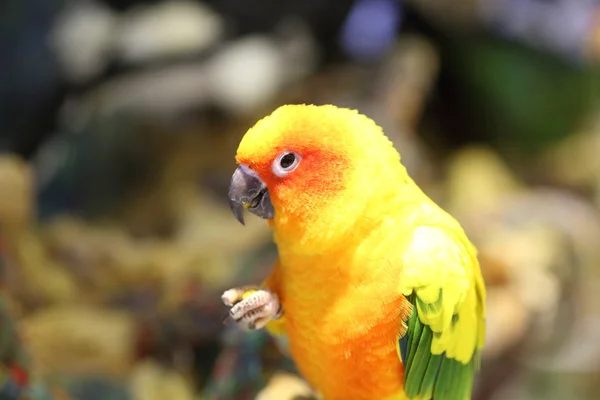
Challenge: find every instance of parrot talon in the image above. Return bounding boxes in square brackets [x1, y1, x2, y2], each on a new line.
[274, 303, 284, 319]
[221, 289, 242, 307]
[221, 288, 282, 331]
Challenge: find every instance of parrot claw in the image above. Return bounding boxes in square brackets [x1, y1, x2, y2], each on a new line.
[221, 287, 282, 331]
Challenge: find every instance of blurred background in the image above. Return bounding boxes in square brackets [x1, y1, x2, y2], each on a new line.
[1, 0, 600, 399]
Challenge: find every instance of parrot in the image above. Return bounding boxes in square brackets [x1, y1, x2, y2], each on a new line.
[223, 104, 487, 400]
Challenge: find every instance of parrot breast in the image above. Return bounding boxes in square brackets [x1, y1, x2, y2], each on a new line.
[278, 250, 413, 400]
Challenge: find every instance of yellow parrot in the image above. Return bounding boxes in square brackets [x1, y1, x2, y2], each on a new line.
[223, 104, 486, 400]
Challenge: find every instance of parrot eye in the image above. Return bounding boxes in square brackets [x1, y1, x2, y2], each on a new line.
[273, 151, 301, 177]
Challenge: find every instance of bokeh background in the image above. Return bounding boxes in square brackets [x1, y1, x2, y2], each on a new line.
[1, 0, 600, 399]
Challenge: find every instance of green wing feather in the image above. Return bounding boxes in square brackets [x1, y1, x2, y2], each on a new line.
[397, 226, 486, 400]
[400, 294, 478, 400]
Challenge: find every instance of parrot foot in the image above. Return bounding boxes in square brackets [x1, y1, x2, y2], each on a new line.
[221, 287, 282, 330]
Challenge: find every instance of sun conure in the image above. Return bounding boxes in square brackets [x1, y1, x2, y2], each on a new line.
[223, 104, 487, 400]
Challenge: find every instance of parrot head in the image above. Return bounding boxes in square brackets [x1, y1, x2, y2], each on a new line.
[228, 104, 407, 243]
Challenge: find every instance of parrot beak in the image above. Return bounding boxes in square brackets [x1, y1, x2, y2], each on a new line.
[228, 164, 274, 225]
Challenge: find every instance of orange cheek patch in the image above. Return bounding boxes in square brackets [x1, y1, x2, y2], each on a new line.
[235, 146, 351, 216]
[272, 149, 350, 200]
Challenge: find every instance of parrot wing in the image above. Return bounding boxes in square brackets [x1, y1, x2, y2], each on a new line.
[397, 226, 486, 400]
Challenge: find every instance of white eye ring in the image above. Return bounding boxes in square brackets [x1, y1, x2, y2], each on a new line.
[272, 151, 301, 177]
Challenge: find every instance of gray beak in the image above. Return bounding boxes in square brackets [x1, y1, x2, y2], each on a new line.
[228, 165, 274, 225]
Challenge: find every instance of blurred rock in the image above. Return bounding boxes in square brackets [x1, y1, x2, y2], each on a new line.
[540, 112, 600, 207]
[491, 190, 600, 369]
[206, 36, 286, 115]
[39, 205, 269, 305]
[170, 188, 271, 259]
[41, 217, 162, 294]
[482, 288, 529, 359]
[62, 14, 318, 121]
[274, 18, 320, 86]
[445, 145, 524, 218]
[255, 372, 313, 400]
[130, 360, 195, 400]
[0, 155, 35, 247]
[116, 0, 224, 64]
[71, 64, 212, 121]
[478, 223, 570, 355]
[381, 36, 440, 135]
[22, 306, 136, 378]
[11, 231, 79, 307]
[51, 0, 118, 83]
